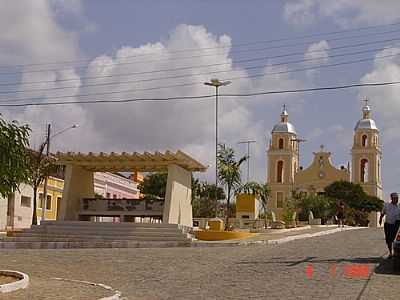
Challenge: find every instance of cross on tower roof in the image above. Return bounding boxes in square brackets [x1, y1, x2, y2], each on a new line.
[320, 144, 324, 151]
[363, 97, 369, 107]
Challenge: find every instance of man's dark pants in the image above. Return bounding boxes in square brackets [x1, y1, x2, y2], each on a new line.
[384, 220, 400, 252]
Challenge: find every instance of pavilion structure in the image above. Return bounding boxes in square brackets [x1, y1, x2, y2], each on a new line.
[56, 150, 207, 227]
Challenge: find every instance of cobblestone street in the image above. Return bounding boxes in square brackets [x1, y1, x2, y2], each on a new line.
[0, 228, 398, 300]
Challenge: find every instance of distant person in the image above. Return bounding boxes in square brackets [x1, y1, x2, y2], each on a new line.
[379, 192, 400, 258]
[336, 200, 345, 228]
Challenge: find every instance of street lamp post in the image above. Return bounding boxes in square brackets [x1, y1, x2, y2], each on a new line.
[204, 79, 231, 216]
[41, 124, 78, 222]
[238, 140, 256, 183]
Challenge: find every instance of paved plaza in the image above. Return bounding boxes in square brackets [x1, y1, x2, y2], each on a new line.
[0, 228, 398, 300]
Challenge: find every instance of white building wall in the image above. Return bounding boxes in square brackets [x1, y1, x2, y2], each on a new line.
[0, 196, 7, 231]
[0, 184, 34, 230]
[13, 184, 34, 229]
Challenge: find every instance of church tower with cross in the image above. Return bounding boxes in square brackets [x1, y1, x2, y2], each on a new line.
[351, 99, 383, 199]
[266, 105, 299, 218]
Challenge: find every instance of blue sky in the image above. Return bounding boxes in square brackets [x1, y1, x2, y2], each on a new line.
[1, 0, 400, 198]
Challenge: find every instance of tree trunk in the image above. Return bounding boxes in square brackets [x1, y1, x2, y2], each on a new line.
[32, 186, 37, 225]
[225, 186, 231, 230]
[264, 206, 268, 229]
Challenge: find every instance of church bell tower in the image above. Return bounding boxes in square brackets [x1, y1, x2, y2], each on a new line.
[267, 105, 299, 217]
[351, 100, 383, 199]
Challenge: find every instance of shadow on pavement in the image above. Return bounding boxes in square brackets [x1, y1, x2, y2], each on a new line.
[374, 258, 400, 275]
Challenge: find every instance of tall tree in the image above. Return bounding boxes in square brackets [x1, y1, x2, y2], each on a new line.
[27, 143, 58, 225]
[324, 181, 383, 212]
[192, 182, 225, 218]
[0, 116, 31, 198]
[138, 172, 168, 199]
[217, 143, 247, 229]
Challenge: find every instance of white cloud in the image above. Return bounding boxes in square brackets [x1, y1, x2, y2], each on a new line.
[304, 40, 330, 77]
[1, 2, 304, 183]
[284, 0, 400, 28]
[359, 47, 400, 142]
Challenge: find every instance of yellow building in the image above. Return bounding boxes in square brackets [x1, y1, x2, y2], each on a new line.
[37, 176, 64, 221]
[267, 103, 382, 225]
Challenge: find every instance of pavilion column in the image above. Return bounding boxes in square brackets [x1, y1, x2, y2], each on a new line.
[59, 165, 94, 221]
[163, 164, 193, 227]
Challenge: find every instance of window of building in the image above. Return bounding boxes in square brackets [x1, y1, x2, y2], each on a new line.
[277, 192, 284, 208]
[277, 161, 284, 183]
[106, 192, 110, 198]
[360, 158, 369, 183]
[362, 135, 368, 147]
[113, 194, 117, 199]
[278, 138, 284, 149]
[20, 196, 31, 208]
[46, 195, 52, 210]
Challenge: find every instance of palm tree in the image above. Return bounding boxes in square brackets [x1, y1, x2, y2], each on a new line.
[239, 181, 270, 228]
[217, 143, 247, 230]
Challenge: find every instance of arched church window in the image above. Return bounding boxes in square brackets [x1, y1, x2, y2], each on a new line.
[278, 138, 284, 149]
[277, 161, 284, 183]
[362, 135, 368, 147]
[360, 159, 369, 183]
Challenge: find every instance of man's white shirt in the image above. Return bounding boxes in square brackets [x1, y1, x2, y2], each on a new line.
[383, 202, 400, 224]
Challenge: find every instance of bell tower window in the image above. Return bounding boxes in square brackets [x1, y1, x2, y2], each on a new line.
[278, 138, 284, 149]
[362, 135, 368, 147]
[360, 159, 369, 183]
[277, 161, 284, 183]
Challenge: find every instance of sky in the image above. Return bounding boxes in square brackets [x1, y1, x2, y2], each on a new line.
[1, 0, 400, 199]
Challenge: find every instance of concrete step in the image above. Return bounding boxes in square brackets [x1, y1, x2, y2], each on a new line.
[40, 221, 180, 229]
[22, 226, 183, 235]
[23, 227, 184, 236]
[5, 235, 190, 242]
[0, 240, 191, 249]
[16, 230, 187, 238]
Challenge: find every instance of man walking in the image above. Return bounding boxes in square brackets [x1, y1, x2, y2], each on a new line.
[379, 192, 400, 258]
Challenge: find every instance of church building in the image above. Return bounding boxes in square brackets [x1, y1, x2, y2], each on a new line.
[266, 101, 382, 226]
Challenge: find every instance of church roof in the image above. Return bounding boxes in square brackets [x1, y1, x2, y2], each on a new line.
[272, 104, 296, 134]
[355, 118, 378, 131]
[355, 99, 379, 131]
[272, 122, 297, 134]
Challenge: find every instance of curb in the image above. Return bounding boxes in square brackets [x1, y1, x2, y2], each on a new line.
[0, 270, 29, 293]
[52, 278, 122, 300]
[191, 227, 365, 247]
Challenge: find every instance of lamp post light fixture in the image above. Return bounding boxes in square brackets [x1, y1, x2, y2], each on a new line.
[204, 79, 231, 215]
[41, 124, 78, 222]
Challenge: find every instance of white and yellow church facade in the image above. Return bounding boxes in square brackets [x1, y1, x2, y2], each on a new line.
[266, 102, 382, 226]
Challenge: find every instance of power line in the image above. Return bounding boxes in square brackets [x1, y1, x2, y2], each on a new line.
[1, 81, 399, 107]
[1, 28, 400, 76]
[2, 36, 399, 87]
[1, 46, 399, 96]
[1, 51, 399, 104]
[2, 21, 400, 70]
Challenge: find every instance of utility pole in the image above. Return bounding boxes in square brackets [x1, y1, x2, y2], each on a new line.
[238, 140, 256, 183]
[291, 138, 306, 171]
[41, 124, 51, 222]
[204, 79, 231, 216]
[40, 123, 78, 222]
